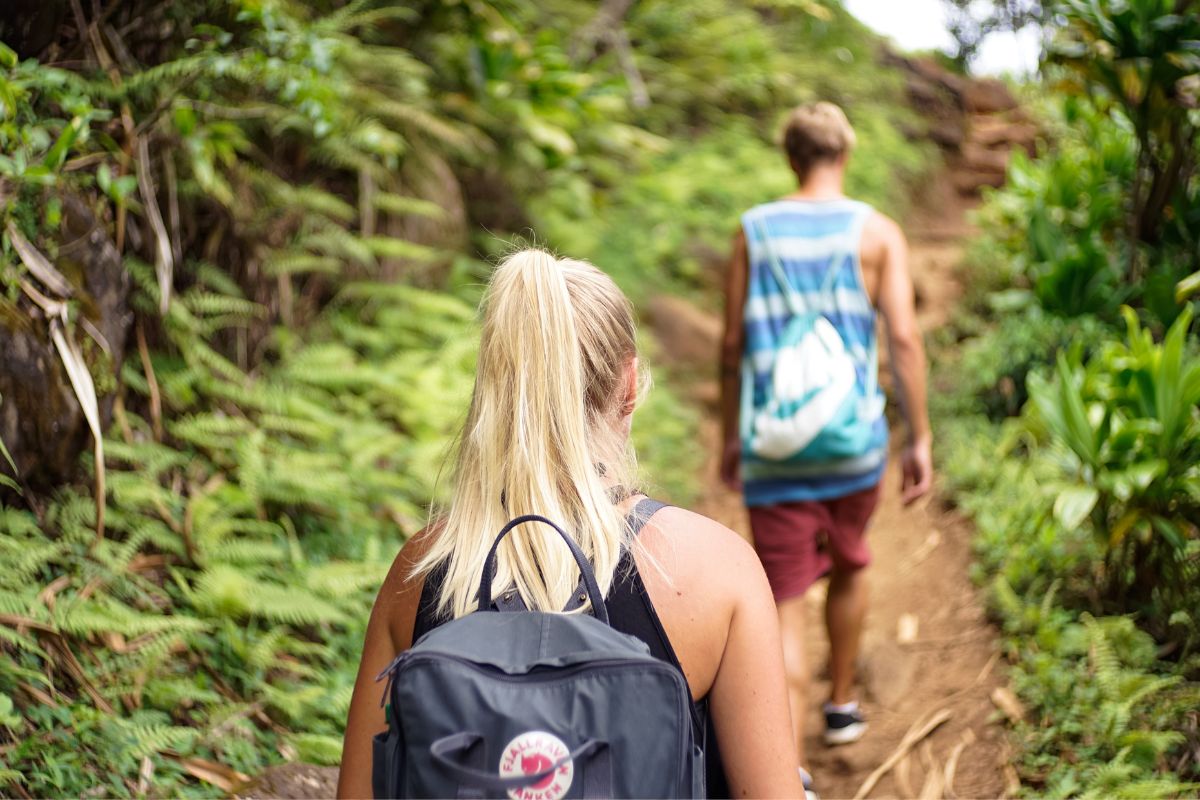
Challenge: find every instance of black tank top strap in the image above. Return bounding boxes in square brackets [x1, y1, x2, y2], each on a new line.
[412, 557, 448, 643]
[604, 497, 684, 680]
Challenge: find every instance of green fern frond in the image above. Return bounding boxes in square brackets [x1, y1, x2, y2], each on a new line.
[290, 732, 344, 765]
[192, 566, 346, 625]
[372, 192, 446, 219]
[105, 439, 191, 475]
[340, 43, 430, 81]
[142, 676, 222, 711]
[245, 626, 292, 672]
[1117, 729, 1186, 755]
[0, 601, 40, 629]
[259, 682, 326, 722]
[55, 596, 205, 639]
[1119, 675, 1183, 713]
[1085, 615, 1122, 695]
[179, 337, 249, 384]
[192, 515, 282, 544]
[335, 280, 475, 320]
[263, 180, 357, 223]
[234, 430, 265, 506]
[349, 87, 475, 151]
[181, 291, 267, 321]
[190, 261, 247, 298]
[112, 54, 215, 98]
[1, 541, 67, 588]
[263, 250, 344, 277]
[1109, 778, 1193, 799]
[1082, 753, 1140, 798]
[170, 413, 254, 449]
[0, 620, 47, 657]
[45, 493, 98, 545]
[325, 683, 354, 720]
[316, 3, 417, 34]
[304, 562, 388, 598]
[257, 412, 337, 442]
[101, 520, 162, 572]
[309, 135, 392, 178]
[245, 581, 348, 626]
[362, 235, 438, 262]
[0, 507, 40, 537]
[107, 472, 183, 520]
[201, 378, 295, 415]
[101, 633, 189, 679]
[299, 226, 375, 266]
[110, 717, 199, 759]
[207, 539, 287, 566]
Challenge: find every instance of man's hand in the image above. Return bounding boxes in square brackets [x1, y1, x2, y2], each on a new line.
[900, 436, 932, 506]
[720, 437, 742, 491]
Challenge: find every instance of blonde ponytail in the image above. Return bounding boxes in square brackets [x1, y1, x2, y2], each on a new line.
[414, 249, 640, 619]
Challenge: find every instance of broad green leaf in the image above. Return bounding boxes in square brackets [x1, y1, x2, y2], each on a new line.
[1054, 485, 1099, 530]
[1150, 516, 1186, 550]
[41, 116, 84, 171]
[1055, 353, 1100, 466]
[1176, 269, 1200, 302]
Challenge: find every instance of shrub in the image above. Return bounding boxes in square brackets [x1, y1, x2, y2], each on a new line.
[971, 98, 1137, 319]
[1024, 306, 1200, 628]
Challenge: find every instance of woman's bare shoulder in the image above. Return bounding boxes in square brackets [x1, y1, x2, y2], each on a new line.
[374, 522, 443, 649]
[640, 505, 762, 587]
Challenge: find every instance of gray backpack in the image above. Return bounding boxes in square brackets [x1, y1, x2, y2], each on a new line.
[372, 513, 705, 799]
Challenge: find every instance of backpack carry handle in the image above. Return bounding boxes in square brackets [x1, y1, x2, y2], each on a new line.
[477, 514, 609, 625]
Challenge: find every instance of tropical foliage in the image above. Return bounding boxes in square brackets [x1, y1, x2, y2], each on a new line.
[0, 0, 933, 794]
[939, 0, 1200, 793]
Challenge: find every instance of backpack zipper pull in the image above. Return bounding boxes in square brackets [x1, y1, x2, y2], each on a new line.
[375, 653, 404, 708]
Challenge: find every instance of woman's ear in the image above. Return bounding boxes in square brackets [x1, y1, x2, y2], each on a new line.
[620, 357, 638, 417]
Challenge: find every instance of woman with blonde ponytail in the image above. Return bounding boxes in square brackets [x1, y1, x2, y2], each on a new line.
[340, 250, 805, 799]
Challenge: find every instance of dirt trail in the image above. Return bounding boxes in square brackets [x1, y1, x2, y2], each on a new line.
[678, 176, 1011, 800]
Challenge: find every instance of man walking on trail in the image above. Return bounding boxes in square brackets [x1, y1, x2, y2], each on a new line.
[719, 102, 933, 781]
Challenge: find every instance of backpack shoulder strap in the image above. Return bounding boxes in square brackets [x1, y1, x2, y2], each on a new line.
[751, 217, 806, 318]
[494, 498, 669, 614]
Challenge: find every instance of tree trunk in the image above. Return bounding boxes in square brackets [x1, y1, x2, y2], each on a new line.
[0, 0, 69, 58]
[0, 194, 130, 494]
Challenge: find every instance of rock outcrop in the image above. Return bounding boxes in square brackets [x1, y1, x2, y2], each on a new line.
[884, 51, 1040, 197]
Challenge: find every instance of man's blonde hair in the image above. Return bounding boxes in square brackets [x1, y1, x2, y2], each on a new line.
[781, 101, 857, 180]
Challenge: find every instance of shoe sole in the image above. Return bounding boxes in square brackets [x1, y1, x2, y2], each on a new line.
[824, 721, 867, 745]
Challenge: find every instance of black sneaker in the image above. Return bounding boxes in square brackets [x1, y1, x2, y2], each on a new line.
[823, 703, 867, 745]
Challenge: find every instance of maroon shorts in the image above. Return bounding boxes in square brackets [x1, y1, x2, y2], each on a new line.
[748, 482, 881, 602]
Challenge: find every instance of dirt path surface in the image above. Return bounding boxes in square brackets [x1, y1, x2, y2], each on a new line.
[682, 176, 1012, 800]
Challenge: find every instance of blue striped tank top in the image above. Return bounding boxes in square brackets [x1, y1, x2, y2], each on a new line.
[739, 198, 888, 505]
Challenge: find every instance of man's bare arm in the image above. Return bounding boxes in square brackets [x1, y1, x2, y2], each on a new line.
[868, 213, 932, 503]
